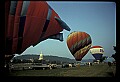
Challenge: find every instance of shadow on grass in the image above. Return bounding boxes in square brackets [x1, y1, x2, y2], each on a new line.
[106, 72, 115, 77]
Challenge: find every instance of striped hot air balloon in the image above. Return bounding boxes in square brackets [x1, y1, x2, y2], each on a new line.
[5, 1, 71, 63]
[90, 46, 104, 60]
[5, 1, 70, 55]
[66, 31, 92, 61]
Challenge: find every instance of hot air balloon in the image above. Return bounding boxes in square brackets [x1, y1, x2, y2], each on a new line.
[66, 31, 92, 61]
[4, 1, 71, 73]
[90, 45, 104, 60]
[5, 1, 71, 62]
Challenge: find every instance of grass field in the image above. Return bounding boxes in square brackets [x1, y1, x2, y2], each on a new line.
[8, 63, 116, 77]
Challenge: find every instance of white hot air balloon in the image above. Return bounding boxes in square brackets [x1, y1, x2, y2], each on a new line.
[90, 45, 104, 60]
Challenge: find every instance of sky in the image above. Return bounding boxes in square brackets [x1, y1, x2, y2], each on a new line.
[16, 1, 116, 60]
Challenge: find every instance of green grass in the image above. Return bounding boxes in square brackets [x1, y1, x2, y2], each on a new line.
[8, 63, 116, 77]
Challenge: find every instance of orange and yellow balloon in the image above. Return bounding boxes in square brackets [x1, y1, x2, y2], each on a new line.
[66, 31, 92, 61]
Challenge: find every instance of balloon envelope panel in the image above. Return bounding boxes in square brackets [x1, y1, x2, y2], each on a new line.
[92, 54, 103, 60]
[66, 31, 92, 61]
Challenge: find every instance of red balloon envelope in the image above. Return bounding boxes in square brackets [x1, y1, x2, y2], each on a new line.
[66, 31, 92, 61]
[5, 1, 71, 62]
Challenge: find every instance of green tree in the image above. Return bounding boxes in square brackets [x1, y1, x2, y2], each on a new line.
[100, 56, 107, 62]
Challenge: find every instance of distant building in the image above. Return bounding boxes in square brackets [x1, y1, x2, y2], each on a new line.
[38, 52, 43, 60]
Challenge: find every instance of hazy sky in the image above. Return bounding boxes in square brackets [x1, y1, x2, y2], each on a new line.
[18, 1, 116, 60]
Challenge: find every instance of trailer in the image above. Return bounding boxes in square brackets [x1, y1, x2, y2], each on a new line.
[31, 64, 51, 70]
